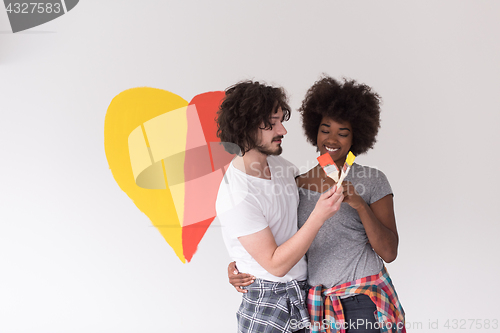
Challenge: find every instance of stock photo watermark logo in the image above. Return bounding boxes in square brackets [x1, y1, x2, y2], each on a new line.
[4, 0, 79, 33]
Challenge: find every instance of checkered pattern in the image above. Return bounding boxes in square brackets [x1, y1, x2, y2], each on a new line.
[308, 266, 405, 333]
[237, 279, 310, 333]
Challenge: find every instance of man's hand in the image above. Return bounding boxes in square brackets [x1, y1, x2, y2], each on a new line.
[227, 261, 255, 293]
[311, 184, 344, 221]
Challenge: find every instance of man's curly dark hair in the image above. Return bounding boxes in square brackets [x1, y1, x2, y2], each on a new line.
[216, 81, 291, 155]
[299, 76, 381, 156]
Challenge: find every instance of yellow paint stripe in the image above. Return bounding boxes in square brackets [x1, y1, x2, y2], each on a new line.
[161, 159, 169, 189]
[141, 124, 155, 165]
[141, 124, 151, 147]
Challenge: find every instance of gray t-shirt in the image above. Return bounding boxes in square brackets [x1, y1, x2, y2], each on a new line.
[297, 163, 393, 288]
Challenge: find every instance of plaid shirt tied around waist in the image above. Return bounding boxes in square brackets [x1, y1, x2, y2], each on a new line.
[308, 266, 405, 333]
[238, 278, 310, 333]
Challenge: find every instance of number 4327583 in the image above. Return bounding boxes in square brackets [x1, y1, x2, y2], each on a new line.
[6, 2, 62, 14]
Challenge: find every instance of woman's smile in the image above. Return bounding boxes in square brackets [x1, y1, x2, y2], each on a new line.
[317, 117, 353, 166]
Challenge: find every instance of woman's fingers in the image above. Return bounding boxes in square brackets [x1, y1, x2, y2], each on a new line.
[228, 261, 238, 276]
[229, 274, 255, 285]
[235, 285, 247, 293]
[230, 273, 255, 293]
[228, 261, 255, 294]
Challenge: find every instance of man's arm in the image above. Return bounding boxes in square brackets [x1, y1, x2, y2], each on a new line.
[238, 185, 343, 277]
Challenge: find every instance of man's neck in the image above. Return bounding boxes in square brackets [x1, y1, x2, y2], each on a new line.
[233, 149, 272, 180]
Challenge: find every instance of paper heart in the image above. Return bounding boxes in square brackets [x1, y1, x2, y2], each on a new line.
[104, 88, 236, 263]
[4, 0, 79, 33]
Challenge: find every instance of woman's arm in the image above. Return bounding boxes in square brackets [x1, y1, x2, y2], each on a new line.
[342, 181, 398, 262]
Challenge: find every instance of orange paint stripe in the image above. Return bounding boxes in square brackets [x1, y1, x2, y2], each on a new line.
[206, 143, 215, 172]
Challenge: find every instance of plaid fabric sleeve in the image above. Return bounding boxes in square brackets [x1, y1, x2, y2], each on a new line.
[237, 279, 310, 333]
[307, 286, 323, 332]
[307, 267, 405, 333]
[307, 287, 345, 333]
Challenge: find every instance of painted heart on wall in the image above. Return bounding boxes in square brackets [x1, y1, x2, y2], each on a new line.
[104, 88, 236, 263]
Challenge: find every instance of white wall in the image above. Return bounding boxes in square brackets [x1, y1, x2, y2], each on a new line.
[1, 1, 499, 332]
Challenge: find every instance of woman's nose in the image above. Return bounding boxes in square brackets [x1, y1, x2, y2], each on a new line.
[328, 133, 338, 142]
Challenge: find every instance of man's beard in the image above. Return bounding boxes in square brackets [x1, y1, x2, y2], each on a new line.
[256, 136, 283, 156]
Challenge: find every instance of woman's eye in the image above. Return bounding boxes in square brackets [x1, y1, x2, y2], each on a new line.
[339, 134, 348, 137]
[321, 131, 329, 134]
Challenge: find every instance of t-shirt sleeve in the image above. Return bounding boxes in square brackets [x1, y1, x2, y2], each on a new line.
[218, 194, 269, 238]
[277, 156, 300, 178]
[368, 169, 393, 205]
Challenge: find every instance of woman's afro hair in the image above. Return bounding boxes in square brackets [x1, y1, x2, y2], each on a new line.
[299, 76, 381, 156]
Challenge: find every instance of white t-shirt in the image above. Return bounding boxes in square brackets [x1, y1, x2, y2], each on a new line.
[216, 155, 307, 282]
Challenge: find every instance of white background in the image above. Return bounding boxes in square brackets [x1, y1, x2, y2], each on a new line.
[1, 1, 499, 332]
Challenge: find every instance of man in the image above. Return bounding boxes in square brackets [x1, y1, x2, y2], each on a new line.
[216, 81, 344, 333]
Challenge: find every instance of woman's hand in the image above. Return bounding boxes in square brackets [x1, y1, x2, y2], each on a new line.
[227, 261, 255, 293]
[341, 181, 365, 210]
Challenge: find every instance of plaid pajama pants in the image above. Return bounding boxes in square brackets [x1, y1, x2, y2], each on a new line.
[237, 278, 311, 333]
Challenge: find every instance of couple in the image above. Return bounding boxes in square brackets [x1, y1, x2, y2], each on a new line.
[215, 77, 405, 333]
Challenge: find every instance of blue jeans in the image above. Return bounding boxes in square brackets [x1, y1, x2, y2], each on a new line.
[341, 295, 380, 333]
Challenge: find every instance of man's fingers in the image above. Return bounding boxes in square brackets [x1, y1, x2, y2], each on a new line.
[334, 194, 345, 209]
[321, 185, 337, 199]
[331, 184, 344, 200]
[320, 184, 344, 206]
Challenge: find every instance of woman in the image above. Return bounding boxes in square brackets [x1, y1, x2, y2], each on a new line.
[230, 77, 405, 333]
